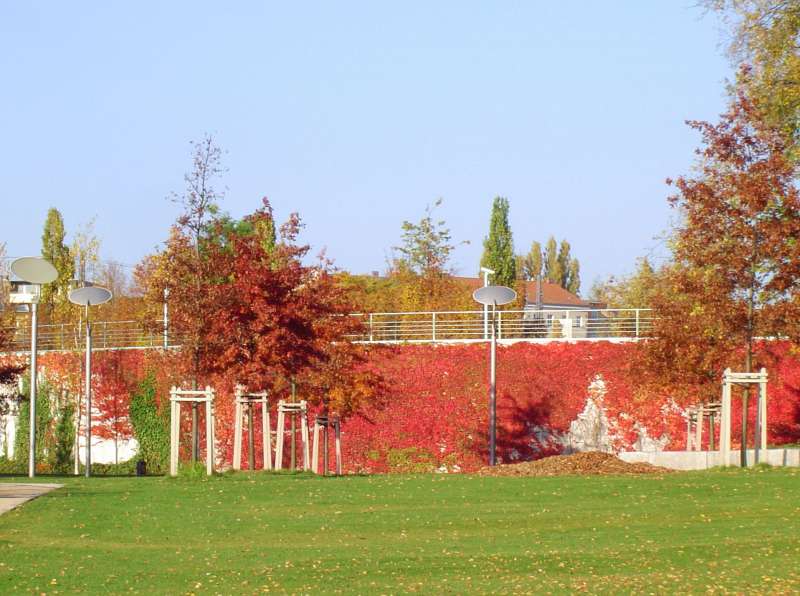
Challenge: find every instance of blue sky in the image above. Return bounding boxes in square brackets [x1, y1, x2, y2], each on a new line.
[1, 2, 731, 293]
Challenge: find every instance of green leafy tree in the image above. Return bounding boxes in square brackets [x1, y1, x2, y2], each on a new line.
[520, 241, 543, 281]
[395, 198, 459, 277]
[40, 208, 74, 317]
[557, 240, 581, 293]
[390, 199, 471, 311]
[543, 236, 562, 286]
[591, 257, 660, 308]
[566, 258, 581, 295]
[707, 1, 800, 149]
[70, 218, 100, 285]
[480, 196, 516, 287]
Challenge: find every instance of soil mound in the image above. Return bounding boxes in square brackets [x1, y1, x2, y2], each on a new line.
[477, 451, 671, 477]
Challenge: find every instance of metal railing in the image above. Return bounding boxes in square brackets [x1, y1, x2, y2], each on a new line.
[2, 320, 170, 353]
[346, 308, 653, 343]
[1, 308, 654, 353]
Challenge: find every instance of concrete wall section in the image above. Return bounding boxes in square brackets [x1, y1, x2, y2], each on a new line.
[619, 449, 800, 470]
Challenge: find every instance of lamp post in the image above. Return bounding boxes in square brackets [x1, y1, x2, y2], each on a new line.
[472, 285, 516, 466]
[163, 287, 170, 349]
[68, 285, 113, 477]
[10, 257, 58, 478]
[480, 267, 494, 339]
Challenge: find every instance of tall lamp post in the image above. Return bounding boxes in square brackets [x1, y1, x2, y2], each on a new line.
[480, 267, 494, 339]
[68, 286, 113, 477]
[10, 257, 58, 478]
[472, 285, 517, 466]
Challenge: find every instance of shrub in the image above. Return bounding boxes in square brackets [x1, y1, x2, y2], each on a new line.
[51, 404, 75, 474]
[129, 373, 169, 474]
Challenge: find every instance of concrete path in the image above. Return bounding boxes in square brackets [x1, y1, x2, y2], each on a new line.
[0, 483, 62, 516]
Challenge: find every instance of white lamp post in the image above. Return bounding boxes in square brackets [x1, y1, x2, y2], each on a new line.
[480, 267, 494, 339]
[10, 257, 58, 478]
[472, 285, 517, 466]
[68, 285, 113, 477]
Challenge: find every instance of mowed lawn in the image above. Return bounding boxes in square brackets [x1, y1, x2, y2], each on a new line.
[1, 468, 799, 594]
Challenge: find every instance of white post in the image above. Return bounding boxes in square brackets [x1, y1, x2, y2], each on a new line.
[262, 394, 272, 471]
[721, 370, 732, 465]
[497, 310, 502, 340]
[368, 313, 374, 342]
[275, 402, 285, 470]
[301, 402, 310, 471]
[489, 304, 497, 465]
[334, 419, 342, 475]
[233, 388, 243, 471]
[312, 420, 320, 474]
[84, 314, 92, 477]
[205, 387, 213, 476]
[28, 301, 38, 478]
[481, 268, 493, 340]
[760, 369, 768, 454]
[635, 309, 640, 338]
[695, 408, 704, 452]
[169, 387, 179, 477]
[163, 288, 169, 349]
[432, 312, 437, 342]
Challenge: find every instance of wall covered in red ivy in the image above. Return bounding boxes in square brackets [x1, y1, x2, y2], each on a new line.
[7, 340, 800, 473]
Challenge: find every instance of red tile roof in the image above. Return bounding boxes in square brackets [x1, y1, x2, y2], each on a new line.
[452, 277, 593, 307]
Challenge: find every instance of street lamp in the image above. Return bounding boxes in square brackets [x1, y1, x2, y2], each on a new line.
[10, 257, 58, 478]
[480, 267, 494, 339]
[68, 285, 113, 477]
[472, 284, 517, 466]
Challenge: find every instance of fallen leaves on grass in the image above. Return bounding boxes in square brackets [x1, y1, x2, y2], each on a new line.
[476, 451, 671, 477]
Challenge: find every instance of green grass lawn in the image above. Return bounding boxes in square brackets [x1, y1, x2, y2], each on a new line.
[1, 468, 799, 594]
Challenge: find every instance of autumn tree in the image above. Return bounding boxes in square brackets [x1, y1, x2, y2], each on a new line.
[204, 200, 377, 417]
[591, 258, 660, 308]
[70, 218, 100, 286]
[480, 196, 516, 287]
[136, 134, 226, 460]
[647, 90, 800, 463]
[707, 1, 800, 148]
[40, 208, 74, 319]
[391, 199, 470, 311]
[92, 353, 136, 465]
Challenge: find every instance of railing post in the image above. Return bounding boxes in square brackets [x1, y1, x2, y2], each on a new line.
[369, 313, 374, 342]
[498, 310, 502, 340]
[432, 312, 437, 342]
[635, 309, 640, 338]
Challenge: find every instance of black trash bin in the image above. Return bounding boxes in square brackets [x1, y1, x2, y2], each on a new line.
[136, 460, 146, 476]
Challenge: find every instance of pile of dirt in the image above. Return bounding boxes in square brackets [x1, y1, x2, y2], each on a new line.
[476, 451, 671, 477]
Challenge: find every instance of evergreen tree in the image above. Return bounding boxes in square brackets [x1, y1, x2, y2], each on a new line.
[40, 208, 74, 314]
[480, 196, 516, 287]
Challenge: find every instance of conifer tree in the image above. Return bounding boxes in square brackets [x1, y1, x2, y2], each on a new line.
[480, 196, 516, 287]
